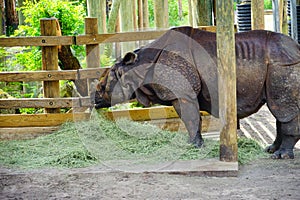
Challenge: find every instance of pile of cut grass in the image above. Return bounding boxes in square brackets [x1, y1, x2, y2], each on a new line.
[0, 110, 267, 169]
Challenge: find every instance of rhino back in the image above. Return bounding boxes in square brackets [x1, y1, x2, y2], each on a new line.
[191, 29, 270, 118]
[234, 31, 270, 118]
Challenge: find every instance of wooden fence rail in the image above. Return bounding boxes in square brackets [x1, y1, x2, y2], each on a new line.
[0, 27, 215, 47]
[0, 68, 108, 82]
[0, 17, 217, 139]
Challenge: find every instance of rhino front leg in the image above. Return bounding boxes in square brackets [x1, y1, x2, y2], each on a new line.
[172, 98, 204, 148]
[270, 116, 300, 159]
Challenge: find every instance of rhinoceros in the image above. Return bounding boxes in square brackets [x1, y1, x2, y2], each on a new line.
[93, 26, 300, 159]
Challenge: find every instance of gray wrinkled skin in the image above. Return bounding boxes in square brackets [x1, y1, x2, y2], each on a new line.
[93, 27, 300, 159]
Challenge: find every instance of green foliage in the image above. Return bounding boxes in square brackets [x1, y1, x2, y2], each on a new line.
[16, 0, 85, 36]
[148, 0, 189, 28]
[168, 0, 189, 26]
[1, 0, 86, 113]
[264, 0, 272, 9]
[10, 0, 86, 71]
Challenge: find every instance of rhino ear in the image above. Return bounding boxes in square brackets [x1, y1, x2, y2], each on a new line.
[123, 52, 137, 65]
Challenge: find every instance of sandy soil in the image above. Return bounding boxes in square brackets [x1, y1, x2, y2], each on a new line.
[1, 150, 299, 200]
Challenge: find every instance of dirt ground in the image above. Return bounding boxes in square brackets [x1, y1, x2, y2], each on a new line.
[1, 150, 299, 200]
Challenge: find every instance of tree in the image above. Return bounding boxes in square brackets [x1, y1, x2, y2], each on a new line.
[107, 0, 121, 33]
[190, 0, 213, 27]
[12, 0, 87, 96]
[142, 0, 149, 28]
[153, 0, 169, 28]
[5, 0, 19, 36]
[17, 0, 25, 25]
[87, 0, 107, 33]
[120, 0, 136, 54]
[0, 0, 4, 35]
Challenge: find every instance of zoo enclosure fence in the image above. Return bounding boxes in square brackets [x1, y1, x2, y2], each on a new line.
[0, 17, 216, 139]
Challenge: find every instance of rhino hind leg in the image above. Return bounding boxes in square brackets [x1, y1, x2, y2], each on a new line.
[172, 98, 204, 148]
[268, 116, 300, 159]
[265, 120, 282, 153]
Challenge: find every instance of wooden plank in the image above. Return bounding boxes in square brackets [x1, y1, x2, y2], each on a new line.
[77, 26, 215, 45]
[0, 127, 59, 140]
[94, 159, 238, 177]
[0, 27, 216, 48]
[146, 116, 221, 133]
[0, 113, 90, 127]
[0, 68, 108, 82]
[216, 0, 238, 162]
[76, 30, 167, 45]
[0, 97, 93, 108]
[77, 68, 109, 79]
[102, 106, 210, 121]
[198, 26, 216, 32]
[142, 159, 238, 177]
[0, 36, 73, 47]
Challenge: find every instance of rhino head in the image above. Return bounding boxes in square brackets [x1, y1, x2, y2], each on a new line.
[94, 51, 150, 109]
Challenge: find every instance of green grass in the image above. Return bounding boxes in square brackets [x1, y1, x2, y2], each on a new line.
[0, 110, 267, 169]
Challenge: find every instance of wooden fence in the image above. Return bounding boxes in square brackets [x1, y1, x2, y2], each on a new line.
[0, 17, 217, 139]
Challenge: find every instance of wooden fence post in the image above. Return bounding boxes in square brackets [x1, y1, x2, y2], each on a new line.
[40, 18, 60, 113]
[142, 0, 149, 29]
[85, 17, 100, 92]
[154, 0, 169, 28]
[251, 0, 265, 30]
[290, 0, 298, 41]
[216, 0, 238, 162]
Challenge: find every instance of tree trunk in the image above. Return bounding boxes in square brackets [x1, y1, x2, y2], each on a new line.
[138, 0, 143, 29]
[153, 0, 169, 28]
[55, 19, 87, 97]
[107, 0, 121, 33]
[87, 0, 107, 33]
[192, 0, 212, 26]
[178, 0, 183, 20]
[17, 0, 25, 25]
[188, 0, 193, 26]
[0, 0, 4, 35]
[105, 0, 121, 58]
[5, 0, 19, 36]
[142, 0, 149, 29]
[120, 0, 135, 55]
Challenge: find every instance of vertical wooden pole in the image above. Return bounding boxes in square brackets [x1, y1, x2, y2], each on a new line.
[0, 0, 3, 35]
[120, 0, 135, 55]
[138, 0, 144, 29]
[188, 0, 193, 26]
[272, 0, 281, 32]
[85, 18, 100, 91]
[133, 0, 138, 31]
[87, 0, 107, 33]
[290, 0, 298, 41]
[251, 0, 265, 30]
[154, 0, 169, 28]
[142, 0, 149, 29]
[40, 18, 60, 113]
[216, 0, 238, 162]
[281, 0, 288, 35]
[198, 0, 213, 26]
